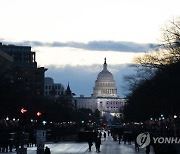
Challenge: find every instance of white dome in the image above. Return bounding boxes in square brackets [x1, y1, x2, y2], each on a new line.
[93, 58, 118, 98]
[97, 70, 113, 81]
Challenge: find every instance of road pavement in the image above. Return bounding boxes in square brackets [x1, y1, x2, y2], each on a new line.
[2, 135, 155, 154]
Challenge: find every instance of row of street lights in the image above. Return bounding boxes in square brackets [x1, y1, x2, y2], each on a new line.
[150, 114, 179, 121]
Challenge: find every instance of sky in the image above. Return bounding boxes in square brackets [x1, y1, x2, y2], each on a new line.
[0, 0, 180, 97]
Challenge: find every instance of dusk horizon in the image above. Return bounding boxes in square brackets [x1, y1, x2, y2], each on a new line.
[0, 0, 180, 153]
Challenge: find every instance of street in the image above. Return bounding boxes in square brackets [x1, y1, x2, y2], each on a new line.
[2, 135, 155, 154]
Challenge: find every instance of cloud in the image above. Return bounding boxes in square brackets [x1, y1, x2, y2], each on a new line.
[0, 39, 158, 52]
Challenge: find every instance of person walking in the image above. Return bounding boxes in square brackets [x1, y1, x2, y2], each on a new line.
[103, 132, 107, 141]
[87, 138, 93, 152]
[99, 132, 102, 138]
[118, 133, 122, 144]
[135, 139, 139, 152]
[108, 130, 110, 136]
[44, 146, 51, 154]
[134, 131, 139, 152]
[145, 144, 150, 154]
[95, 136, 101, 152]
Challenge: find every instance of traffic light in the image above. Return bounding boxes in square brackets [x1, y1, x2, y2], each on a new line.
[36, 112, 42, 117]
[42, 121, 47, 125]
[20, 107, 28, 126]
[36, 111, 43, 126]
[21, 108, 27, 114]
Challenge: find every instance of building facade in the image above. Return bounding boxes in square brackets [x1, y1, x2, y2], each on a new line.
[0, 49, 13, 78]
[76, 58, 126, 119]
[0, 42, 47, 96]
[44, 77, 65, 97]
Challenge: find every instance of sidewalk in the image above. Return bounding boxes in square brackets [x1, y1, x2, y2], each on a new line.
[1, 136, 155, 154]
[85, 135, 155, 154]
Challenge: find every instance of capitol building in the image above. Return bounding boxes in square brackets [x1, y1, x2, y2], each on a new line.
[76, 58, 126, 119]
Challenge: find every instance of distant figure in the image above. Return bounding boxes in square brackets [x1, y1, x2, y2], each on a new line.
[134, 132, 139, 152]
[108, 130, 110, 136]
[44, 146, 51, 154]
[118, 133, 122, 144]
[118, 128, 123, 144]
[145, 144, 150, 154]
[88, 138, 93, 152]
[95, 136, 101, 152]
[135, 140, 139, 152]
[99, 132, 102, 138]
[103, 132, 107, 140]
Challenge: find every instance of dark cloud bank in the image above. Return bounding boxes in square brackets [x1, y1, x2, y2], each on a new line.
[0, 39, 158, 52]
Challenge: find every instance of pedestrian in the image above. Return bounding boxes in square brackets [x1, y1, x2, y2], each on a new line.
[44, 146, 51, 154]
[118, 133, 122, 144]
[118, 128, 123, 144]
[87, 138, 93, 152]
[145, 144, 150, 154]
[134, 131, 139, 152]
[103, 132, 106, 141]
[135, 140, 139, 152]
[99, 132, 102, 138]
[108, 130, 110, 136]
[95, 136, 101, 152]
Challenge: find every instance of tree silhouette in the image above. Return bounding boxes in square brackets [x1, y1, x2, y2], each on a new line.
[124, 18, 180, 122]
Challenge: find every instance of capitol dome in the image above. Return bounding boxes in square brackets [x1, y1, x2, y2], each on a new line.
[97, 69, 113, 81]
[93, 58, 118, 98]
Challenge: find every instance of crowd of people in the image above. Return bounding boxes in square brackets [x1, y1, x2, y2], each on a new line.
[86, 116, 180, 153]
[87, 131, 106, 152]
[110, 117, 180, 154]
[0, 116, 179, 153]
[0, 118, 77, 153]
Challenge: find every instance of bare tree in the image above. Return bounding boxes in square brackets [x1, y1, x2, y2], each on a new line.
[134, 17, 180, 69]
[123, 18, 180, 94]
[123, 65, 156, 93]
[161, 17, 180, 62]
